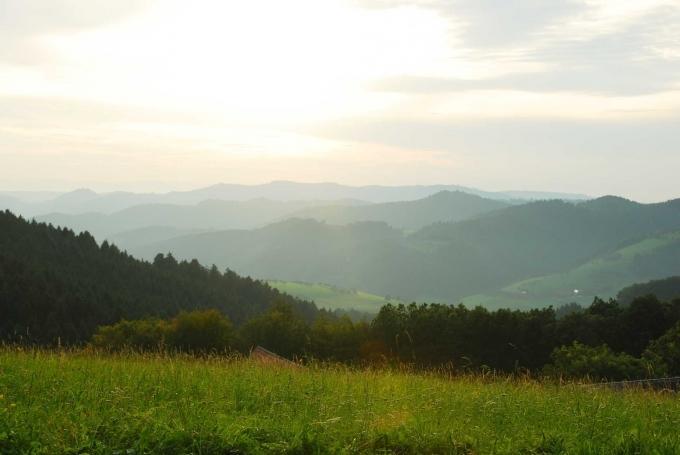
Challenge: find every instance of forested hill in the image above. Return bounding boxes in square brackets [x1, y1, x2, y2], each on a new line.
[411, 197, 680, 297]
[132, 196, 680, 304]
[0, 210, 317, 344]
[287, 191, 510, 230]
[618, 276, 680, 305]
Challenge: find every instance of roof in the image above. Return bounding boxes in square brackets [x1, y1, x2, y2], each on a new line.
[249, 345, 299, 367]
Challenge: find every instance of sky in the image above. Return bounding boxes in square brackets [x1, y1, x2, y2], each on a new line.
[1, 0, 679, 201]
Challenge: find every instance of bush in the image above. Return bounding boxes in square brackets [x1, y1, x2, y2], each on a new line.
[643, 321, 680, 376]
[309, 315, 369, 362]
[167, 309, 234, 353]
[545, 342, 649, 381]
[91, 318, 168, 350]
[91, 310, 234, 353]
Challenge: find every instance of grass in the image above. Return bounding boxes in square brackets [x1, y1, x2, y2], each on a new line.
[268, 280, 397, 313]
[2, 349, 680, 454]
[463, 230, 680, 311]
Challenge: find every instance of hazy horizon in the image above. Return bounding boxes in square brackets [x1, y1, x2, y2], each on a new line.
[4, 177, 680, 204]
[1, 179, 593, 197]
[3, 0, 680, 202]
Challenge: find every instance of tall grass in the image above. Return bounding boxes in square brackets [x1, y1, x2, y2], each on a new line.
[1, 348, 679, 454]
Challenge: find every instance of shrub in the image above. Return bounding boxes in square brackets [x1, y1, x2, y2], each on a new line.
[545, 342, 648, 381]
[92, 309, 234, 353]
[643, 321, 680, 376]
[309, 315, 369, 362]
[91, 318, 168, 350]
[167, 309, 234, 353]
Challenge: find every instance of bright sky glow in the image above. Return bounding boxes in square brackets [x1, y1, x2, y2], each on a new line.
[1, 0, 679, 201]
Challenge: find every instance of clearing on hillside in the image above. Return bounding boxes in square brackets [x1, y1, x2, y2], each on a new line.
[268, 280, 397, 313]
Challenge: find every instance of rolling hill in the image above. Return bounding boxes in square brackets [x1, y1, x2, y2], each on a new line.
[131, 218, 419, 295]
[462, 230, 680, 309]
[37, 199, 343, 240]
[36, 191, 513, 247]
[287, 190, 510, 230]
[128, 196, 680, 306]
[106, 226, 208, 250]
[618, 276, 680, 305]
[1, 181, 588, 217]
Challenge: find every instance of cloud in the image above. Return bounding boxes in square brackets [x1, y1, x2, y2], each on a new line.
[373, 62, 680, 96]
[441, 0, 585, 48]
[0, 95, 199, 127]
[315, 115, 680, 159]
[366, 2, 680, 96]
[0, 0, 152, 65]
[357, 0, 586, 48]
[0, 0, 152, 35]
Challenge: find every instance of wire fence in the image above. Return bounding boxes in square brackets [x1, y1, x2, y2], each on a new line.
[587, 376, 680, 391]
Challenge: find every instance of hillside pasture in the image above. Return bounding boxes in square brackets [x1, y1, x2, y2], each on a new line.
[268, 280, 395, 313]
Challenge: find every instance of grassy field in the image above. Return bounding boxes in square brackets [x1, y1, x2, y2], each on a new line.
[268, 280, 396, 314]
[2, 350, 680, 454]
[462, 231, 680, 311]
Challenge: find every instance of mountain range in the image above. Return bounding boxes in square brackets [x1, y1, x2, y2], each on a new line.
[36, 199, 355, 240]
[6, 181, 679, 312]
[283, 191, 510, 231]
[1, 181, 588, 217]
[127, 196, 680, 307]
[35, 190, 509, 242]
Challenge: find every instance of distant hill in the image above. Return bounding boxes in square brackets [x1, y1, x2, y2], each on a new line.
[129, 196, 680, 305]
[37, 199, 342, 240]
[410, 197, 680, 300]
[0, 195, 21, 212]
[107, 226, 208, 250]
[0, 210, 317, 344]
[462, 230, 680, 309]
[124, 215, 419, 300]
[1, 181, 588, 216]
[35, 191, 511, 245]
[164, 181, 488, 204]
[170, 181, 588, 204]
[0, 191, 60, 203]
[132, 219, 422, 297]
[287, 191, 510, 230]
[618, 276, 680, 305]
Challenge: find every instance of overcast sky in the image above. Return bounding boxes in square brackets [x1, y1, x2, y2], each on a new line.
[1, 0, 679, 201]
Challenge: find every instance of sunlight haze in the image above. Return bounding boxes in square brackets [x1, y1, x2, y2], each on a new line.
[2, 0, 679, 201]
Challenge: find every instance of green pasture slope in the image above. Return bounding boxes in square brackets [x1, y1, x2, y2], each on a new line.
[2, 350, 680, 454]
[463, 230, 680, 310]
[268, 280, 395, 313]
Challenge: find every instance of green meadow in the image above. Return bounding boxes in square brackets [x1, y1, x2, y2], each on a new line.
[268, 280, 395, 314]
[2, 349, 680, 454]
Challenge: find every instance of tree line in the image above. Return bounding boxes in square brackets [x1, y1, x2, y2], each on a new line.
[4, 209, 680, 380]
[92, 295, 680, 380]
